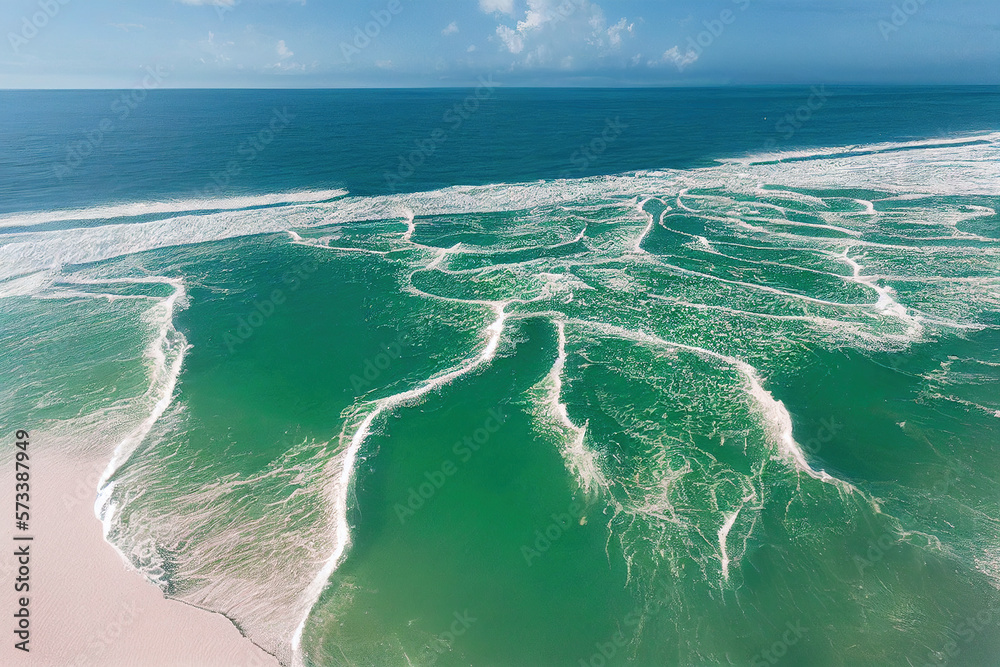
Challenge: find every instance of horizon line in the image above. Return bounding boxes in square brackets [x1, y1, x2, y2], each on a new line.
[3, 82, 999, 92]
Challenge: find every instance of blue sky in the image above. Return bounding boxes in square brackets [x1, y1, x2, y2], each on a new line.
[2, 0, 997, 87]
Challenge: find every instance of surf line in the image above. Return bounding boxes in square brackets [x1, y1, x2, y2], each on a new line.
[565, 318, 858, 494]
[634, 197, 670, 253]
[290, 300, 508, 665]
[93, 278, 189, 539]
[0, 190, 349, 230]
[537, 320, 607, 496]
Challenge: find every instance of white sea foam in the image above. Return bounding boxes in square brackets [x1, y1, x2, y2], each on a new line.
[7, 130, 998, 661]
[3, 132, 995, 293]
[633, 197, 663, 252]
[0, 189, 347, 229]
[291, 301, 508, 666]
[853, 199, 876, 216]
[753, 187, 830, 208]
[567, 318, 857, 492]
[0, 271, 53, 298]
[723, 132, 1000, 166]
[717, 505, 741, 581]
[95, 278, 189, 506]
[528, 320, 608, 495]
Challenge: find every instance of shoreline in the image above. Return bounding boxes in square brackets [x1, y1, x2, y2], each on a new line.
[0, 445, 280, 667]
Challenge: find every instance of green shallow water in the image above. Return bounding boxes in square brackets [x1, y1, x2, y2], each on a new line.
[3, 137, 1000, 666]
[311, 317, 635, 666]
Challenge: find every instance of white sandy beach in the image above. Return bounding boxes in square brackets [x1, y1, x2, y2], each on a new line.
[0, 445, 280, 667]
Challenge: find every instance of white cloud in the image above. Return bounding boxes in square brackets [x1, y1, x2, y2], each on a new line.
[490, 0, 635, 67]
[276, 40, 293, 60]
[659, 45, 699, 70]
[179, 0, 308, 8]
[479, 0, 515, 15]
[196, 30, 234, 65]
[496, 25, 524, 54]
[607, 18, 633, 49]
[265, 61, 306, 72]
[517, 2, 554, 32]
[442, 21, 459, 36]
[467, 44, 477, 52]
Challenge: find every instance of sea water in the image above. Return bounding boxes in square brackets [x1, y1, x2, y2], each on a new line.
[1, 87, 999, 666]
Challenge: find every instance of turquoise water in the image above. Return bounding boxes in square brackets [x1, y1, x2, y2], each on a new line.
[1, 89, 999, 666]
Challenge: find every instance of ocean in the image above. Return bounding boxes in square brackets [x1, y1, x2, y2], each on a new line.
[1, 86, 999, 666]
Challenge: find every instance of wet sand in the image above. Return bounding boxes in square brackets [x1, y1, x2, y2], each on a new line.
[0, 446, 280, 667]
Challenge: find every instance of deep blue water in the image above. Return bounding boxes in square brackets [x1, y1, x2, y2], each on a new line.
[1, 86, 998, 214]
